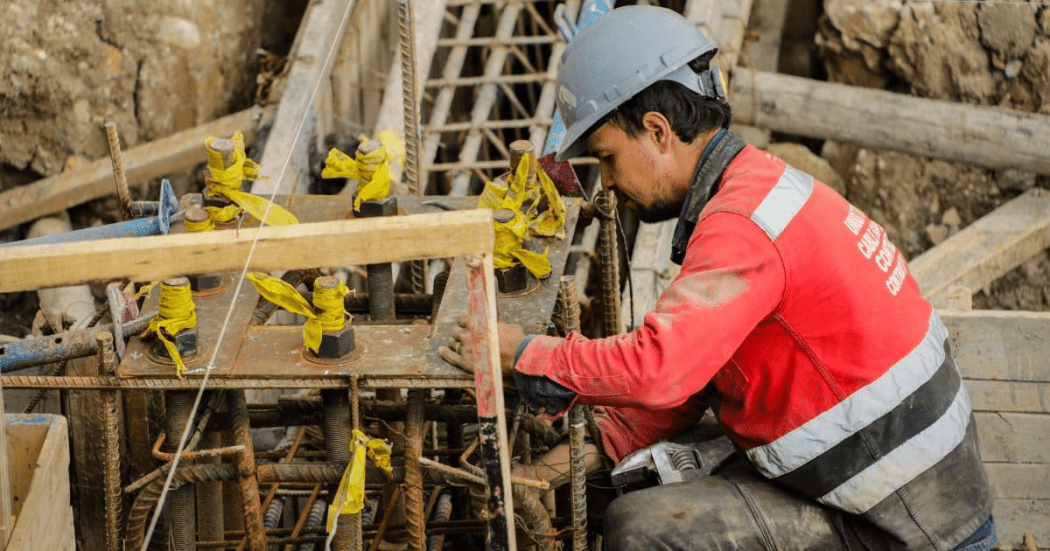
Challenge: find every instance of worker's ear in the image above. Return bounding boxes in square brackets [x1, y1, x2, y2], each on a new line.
[641, 111, 673, 154]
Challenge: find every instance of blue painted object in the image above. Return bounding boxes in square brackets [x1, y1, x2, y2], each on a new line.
[3, 178, 179, 247]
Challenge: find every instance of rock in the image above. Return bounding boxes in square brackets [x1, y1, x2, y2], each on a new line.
[766, 142, 846, 196]
[977, 3, 1037, 68]
[824, 0, 903, 49]
[925, 223, 948, 246]
[941, 207, 962, 228]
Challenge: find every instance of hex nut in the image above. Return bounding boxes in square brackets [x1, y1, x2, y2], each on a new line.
[317, 325, 356, 358]
[152, 326, 199, 360]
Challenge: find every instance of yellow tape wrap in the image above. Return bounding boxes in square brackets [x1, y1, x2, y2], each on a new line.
[478, 153, 566, 279]
[245, 273, 323, 353]
[327, 429, 392, 529]
[321, 145, 392, 211]
[146, 281, 197, 377]
[315, 281, 352, 332]
[204, 132, 299, 227]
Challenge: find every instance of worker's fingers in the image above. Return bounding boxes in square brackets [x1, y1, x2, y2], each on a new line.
[454, 315, 470, 328]
[438, 343, 474, 373]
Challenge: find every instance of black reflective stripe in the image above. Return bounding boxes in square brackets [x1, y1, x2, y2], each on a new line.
[772, 342, 961, 498]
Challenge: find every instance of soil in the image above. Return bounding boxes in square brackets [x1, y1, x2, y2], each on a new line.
[813, 0, 1050, 311]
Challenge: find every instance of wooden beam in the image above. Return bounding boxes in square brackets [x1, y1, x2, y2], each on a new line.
[254, 0, 356, 196]
[730, 70, 1050, 175]
[0, 210, 494, 292]
[966, 379, 1050, 414]
[910, 189, 1050, 305]
[0, 106, 267, 232]
[975, 411, 1050, 464]
[0, 386, 11, 549]
[943, 309, 1050, 383]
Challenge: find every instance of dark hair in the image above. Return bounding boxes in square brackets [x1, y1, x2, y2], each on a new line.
[594, 56, 731, 144]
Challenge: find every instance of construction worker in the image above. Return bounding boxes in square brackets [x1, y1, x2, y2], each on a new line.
[440, 5, 995, 550]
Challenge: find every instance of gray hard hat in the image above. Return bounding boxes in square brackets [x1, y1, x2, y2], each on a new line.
[554, 6, 724, 161]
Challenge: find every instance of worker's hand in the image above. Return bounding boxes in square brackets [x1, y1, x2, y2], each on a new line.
[438, 315, 525, 379]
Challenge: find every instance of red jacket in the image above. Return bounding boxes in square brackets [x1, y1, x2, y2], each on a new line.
[515, 142, 991, 550]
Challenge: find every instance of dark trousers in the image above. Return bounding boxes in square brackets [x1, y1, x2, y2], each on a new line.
[602, 463, 996, 551]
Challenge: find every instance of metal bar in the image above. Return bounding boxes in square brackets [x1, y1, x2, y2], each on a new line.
[423, 73, 552, 88]
[597, 190, 621, 337]
[568, 406, 588, 551]
[0, 376, 479, 390]
[0, 315, 154, 373]
[229, 391, 267, 551]
[437, 36, 557, 47]
[98, 332, 124, 551]
[465, 254, 516, 551]
[105, 122, 133, 221]
[404, 390, 427, 551]
[322, 389, 356, 551]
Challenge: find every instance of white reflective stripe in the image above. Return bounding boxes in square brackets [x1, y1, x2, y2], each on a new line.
[817, 383, 972, 514]
[750, 166, 813, 240]
[747, 310, 949, 477]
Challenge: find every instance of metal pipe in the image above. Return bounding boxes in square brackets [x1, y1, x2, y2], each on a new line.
[0, 313, 154, 373]
[426, 493, 452, 551]
[1, 179, 178, 247]
[297, 498, 328, 551]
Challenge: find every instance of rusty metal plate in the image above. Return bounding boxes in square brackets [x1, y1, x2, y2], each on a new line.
[424, 199, 583, 374]
[118, 194, 580, 388]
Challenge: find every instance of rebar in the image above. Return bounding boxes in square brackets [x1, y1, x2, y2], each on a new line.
[126, 463, 345, 551]
[165, 391, 198, 550]
[368, 486, 403, 551]
[298, 498, 328, 551]
[322, 389, 357, 551]
[554, 276, 581, 336]
[264, 499, 285, 530]
[512, 485, 556, 551]
[197, 431, 225, 544]
[229, 391, 267, 550]
[397, 0, 422, 196]
[98, 332, 123, 551]
[597, 189, 621, 337]
[404, 390, 427, 551]
[568, 405, 588, 551]
[285, 486, 323, 551]
[105, 121, 133, 221]
[426, 493, 452, 551]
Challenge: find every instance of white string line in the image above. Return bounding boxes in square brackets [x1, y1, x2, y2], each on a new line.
[140, 0, 358, 546]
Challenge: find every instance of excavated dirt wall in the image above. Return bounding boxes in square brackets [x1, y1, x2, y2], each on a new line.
[815, 0, 1050, 310]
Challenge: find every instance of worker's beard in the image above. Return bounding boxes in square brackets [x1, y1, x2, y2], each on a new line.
[631, 198, 682, 223]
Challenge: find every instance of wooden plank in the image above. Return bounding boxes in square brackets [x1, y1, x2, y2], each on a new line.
[992, 499, 1050, 549]
[965, 379, 1050, 414]
[730, 70, 1050, 176]
[974, 411, 1050, 464]
[0, 106, 268, 232]
[254, 0, 356, 196]
[986, 463, 1050, 501]
[64, 355, 106, 551]
[910, 189, 1050, 304]
[0, 210, 494, 292]
[0, 395, 11, 548]
[5, 415, 74, 551]
[942, 310, 1050, 383]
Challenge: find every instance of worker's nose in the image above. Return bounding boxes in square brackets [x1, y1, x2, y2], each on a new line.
[599, 166, 614, 190]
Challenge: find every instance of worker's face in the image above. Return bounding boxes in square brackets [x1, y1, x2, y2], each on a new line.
[586, 120, 683, 223]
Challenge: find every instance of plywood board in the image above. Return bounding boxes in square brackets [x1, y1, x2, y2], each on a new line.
[4, 415, 74, 551]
